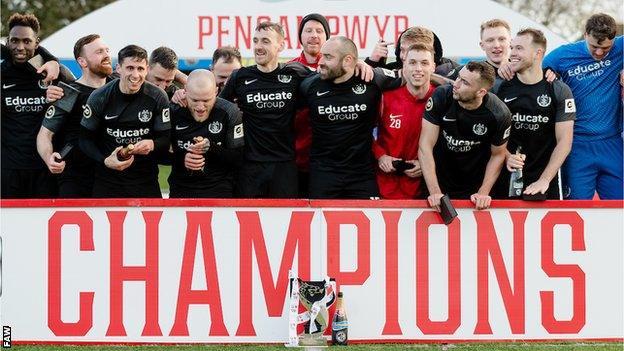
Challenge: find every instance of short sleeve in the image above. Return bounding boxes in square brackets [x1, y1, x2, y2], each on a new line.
[553, 80, 576, 122]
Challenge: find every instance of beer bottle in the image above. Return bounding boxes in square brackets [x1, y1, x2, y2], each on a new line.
[117, 144, 134, 161]
[331, 292, 348, 346]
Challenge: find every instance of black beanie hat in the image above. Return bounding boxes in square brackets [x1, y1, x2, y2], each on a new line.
[299, 13, 331, 44]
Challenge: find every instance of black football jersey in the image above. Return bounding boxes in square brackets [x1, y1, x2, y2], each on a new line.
[80, 79, 170, 184]
[300, 67, 400, 173]
[168, 98, 244, 192]
[494, 75, 576, 188]
[219, 62, 313, 162]
[424, 84, 511, 197]
[1, 60, 53, 169]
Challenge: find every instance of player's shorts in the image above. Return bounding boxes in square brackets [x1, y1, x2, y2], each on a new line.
[92, 179, 162, 198]
[237, 160, 297, 198]
[309, 168, 379, 199]
[57, 173, 94, 198]
[562, 135, 623, 200]
[1, 168, 57, 199]
[169, 181, 234, 198]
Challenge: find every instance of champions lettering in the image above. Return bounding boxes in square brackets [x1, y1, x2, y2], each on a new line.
[245, 91, 292, 109]
[567, 59, 611, 80]
[318, 104, 367, 121]
[44, 209, 589, 338]
[4, 95, 47, 112]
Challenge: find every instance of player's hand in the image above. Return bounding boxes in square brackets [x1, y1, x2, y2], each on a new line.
[470, 193, 492, 210]
[498, 61, 514, 81]
[524, 179, 549, 195]
[187, 138, 210, 154]
[46, 85, 64, 103]
[506, 153, 526, 172]
[545, 69, 558, 83]
[104, 146, 134, 171]
[620, 70, 624, 87]
[369, 38, 390, 62]
[132, 139, 154, 155]
[427, 193, 444, 212]
[38, 61, 60, 83]
[171, 89, 187, 107]
[355, 60, 374, 82]
[378, 154, 399, 173]
[46, 153, 66, 174]
[184, 152, 205, 171]
[403, 159, 422, 178]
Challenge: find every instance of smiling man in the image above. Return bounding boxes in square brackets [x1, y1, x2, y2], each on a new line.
[36, 34, 113, 198]
[493, 29, 576, 200]
[543, 13, 623, 199]
[373, 43, 436, 199]
[79, 44, 171, 198]
[219, 21, 311, 198]
[1, 13, 59, 198]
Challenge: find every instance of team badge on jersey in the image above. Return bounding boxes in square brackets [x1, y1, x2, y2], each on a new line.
[278, 75, 292, 83]
[233, 124, 244, 139]
[162, 108, 170, 123]
[138, 109, 153, 122]
[82, 104, 92, 119]
[473, 123, 487, 136]
[45, 106, 55, 119]
[426, 97, 433, 111]
[537, 94, 552, 107]
[352, 84, 367, 95]
[208, 121, 223, 134]
[564, 99, 576, 113]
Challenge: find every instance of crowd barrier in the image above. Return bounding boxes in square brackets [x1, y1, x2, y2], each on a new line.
[0, 199, 622, 345]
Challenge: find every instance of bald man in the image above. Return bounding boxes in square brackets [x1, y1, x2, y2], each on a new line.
[300, 36, 400, 199]
[168, 69, 244, 198]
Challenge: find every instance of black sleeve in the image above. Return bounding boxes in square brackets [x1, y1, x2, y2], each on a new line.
[286, 61, 314, 78]
[59, 64, 76, 83]
[364, 57, 385, 68]
[1, 44, 9, 60]
[371, 67, 402, 91]
[553, 80, 576, 122]
[42, 105, 68, 133]
[218, 68, 239, 101]
[79, 127, 106, 164]
[423, 85, 450, 126]
[36, 46, 59, 62]
[152, 129, 170, 154]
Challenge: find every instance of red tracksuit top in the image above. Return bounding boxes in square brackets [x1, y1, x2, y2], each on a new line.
[373, 84, 435, 199]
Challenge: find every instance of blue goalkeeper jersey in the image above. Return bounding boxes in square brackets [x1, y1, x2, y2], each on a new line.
[543, 36, 622, 141]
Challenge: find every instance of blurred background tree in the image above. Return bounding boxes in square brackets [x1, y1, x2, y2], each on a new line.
[1, 0, 115, 38]
[493, 0, 623, 40]
[1, 0, 621, 41]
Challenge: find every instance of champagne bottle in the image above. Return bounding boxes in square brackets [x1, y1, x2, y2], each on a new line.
[331, 292, 348, 346]
[117, 144, 134, 161]
[508, 146, 524, 197]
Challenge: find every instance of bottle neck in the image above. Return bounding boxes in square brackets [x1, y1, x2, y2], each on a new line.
[336, 297, 343, 309]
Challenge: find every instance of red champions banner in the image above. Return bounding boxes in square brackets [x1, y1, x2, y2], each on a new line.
[0, 199, 622, 344]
